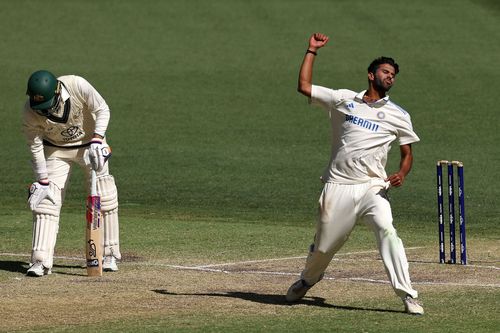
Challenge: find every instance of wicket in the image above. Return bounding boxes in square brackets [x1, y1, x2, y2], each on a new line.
[436, 160, 467, 265]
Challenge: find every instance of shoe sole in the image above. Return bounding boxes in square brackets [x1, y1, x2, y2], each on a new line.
[26, 270, 51, 277]
[103, 268, 118, 272]
[407, 311, 424, 316]
[286, 281, 312, 302]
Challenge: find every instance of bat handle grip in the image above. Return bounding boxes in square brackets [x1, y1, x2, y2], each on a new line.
[90, 170, 98, 196]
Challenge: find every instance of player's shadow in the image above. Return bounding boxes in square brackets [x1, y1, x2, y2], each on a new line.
[0, 260, 84, 276]
[0, 260, 27, 273]
[152, 289, 403, 314]
[51, 264, 88, 276]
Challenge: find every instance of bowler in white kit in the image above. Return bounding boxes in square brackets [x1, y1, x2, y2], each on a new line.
[23, 70, 121, 276]
[285, 33, 424, 315]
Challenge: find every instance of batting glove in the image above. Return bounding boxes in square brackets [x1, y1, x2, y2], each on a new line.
[28, 181, 56, 210]
[88, 138, 112, 172]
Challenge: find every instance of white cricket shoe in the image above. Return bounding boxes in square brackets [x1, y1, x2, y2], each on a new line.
[403, 295, 424, 315]
[286, 279, 313, 302]
[26, 261, 52, 277]
[103, 256, 119, 272]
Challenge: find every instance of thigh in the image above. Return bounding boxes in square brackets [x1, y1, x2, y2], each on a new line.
[361, 186, 394, 233]
[45, 157, 72, 190]
[315, 183, 357, 253]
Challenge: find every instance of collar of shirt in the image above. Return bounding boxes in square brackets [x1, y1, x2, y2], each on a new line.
[354, 90, 390, 107]
[60, 82, 70, 102]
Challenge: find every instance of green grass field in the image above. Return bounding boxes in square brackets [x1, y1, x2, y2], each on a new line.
[1, 0, 499, 332]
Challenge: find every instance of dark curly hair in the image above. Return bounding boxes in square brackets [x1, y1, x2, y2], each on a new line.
[367, 57, 399, 74]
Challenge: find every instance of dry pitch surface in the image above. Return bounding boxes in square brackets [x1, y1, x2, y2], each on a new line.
[1, 240, 498, 332]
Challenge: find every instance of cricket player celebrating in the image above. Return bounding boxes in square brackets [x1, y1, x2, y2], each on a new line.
[286, 33, 424, 315]
[23, 70, 121, 276]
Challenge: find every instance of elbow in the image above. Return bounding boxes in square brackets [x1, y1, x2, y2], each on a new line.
[297, 82, 312, 97]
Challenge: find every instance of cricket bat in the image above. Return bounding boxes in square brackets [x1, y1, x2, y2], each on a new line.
[86, 169, 103, 276]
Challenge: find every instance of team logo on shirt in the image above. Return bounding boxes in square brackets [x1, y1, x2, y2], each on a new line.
[61, 126, 84, 141]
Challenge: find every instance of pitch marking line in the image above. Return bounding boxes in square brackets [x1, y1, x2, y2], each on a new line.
[161, 264, 500, 288]
[2, 251, 499, 288]
[158, 264, 500, 288]
[2, 247, 499, 272]
[0, 253, 82, 260]
[194, 247, 424, 268]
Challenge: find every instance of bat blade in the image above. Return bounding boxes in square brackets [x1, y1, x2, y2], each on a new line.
[86, 171, 103, 276]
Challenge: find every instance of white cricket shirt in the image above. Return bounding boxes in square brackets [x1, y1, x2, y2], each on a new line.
[22, 75, 110, 180]
[310, 85, 420, 184]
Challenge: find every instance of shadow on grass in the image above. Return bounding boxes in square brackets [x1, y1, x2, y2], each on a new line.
[0, 260, 84, 276]
[52, 265, 87, 276]
[0, 260, 27, 273]
[152, 289, 404, 314]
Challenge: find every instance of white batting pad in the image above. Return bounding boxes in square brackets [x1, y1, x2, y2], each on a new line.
[30, 183, 62, 269]
[31, 214, 59, 268]
[32, 182, 62, 216]
[103, 208, 121, 259]
[96, 175, 118, 212]
[96, 175, 120, 259]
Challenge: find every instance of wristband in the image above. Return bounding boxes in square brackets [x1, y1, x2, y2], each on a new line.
[306, 49, 317, 56]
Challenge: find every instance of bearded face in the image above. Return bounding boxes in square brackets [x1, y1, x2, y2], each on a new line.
[370, 63, 396, 93]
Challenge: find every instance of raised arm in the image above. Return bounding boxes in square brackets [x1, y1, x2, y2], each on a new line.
[386, 144, 413, 187]
[297, 33, 329, 97]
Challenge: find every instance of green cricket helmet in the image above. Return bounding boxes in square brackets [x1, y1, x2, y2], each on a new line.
[26, 70, 59, 110]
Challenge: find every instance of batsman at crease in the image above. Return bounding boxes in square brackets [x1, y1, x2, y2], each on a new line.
[23, 70, 121, 276]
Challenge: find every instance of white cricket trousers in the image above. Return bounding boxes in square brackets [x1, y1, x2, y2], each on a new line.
[301, 180, 418, 299]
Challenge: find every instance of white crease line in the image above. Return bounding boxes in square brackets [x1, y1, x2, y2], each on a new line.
[194, 247, 425, 269]
[0, 253, 83, 260]
[3, 252, 499, 287]
[0, 253, 30, 258]
[2, 250, 498, 272]
[195, 256, 307, 268]
[460, 264, 500, 270]
[158, 265, 500, 288]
